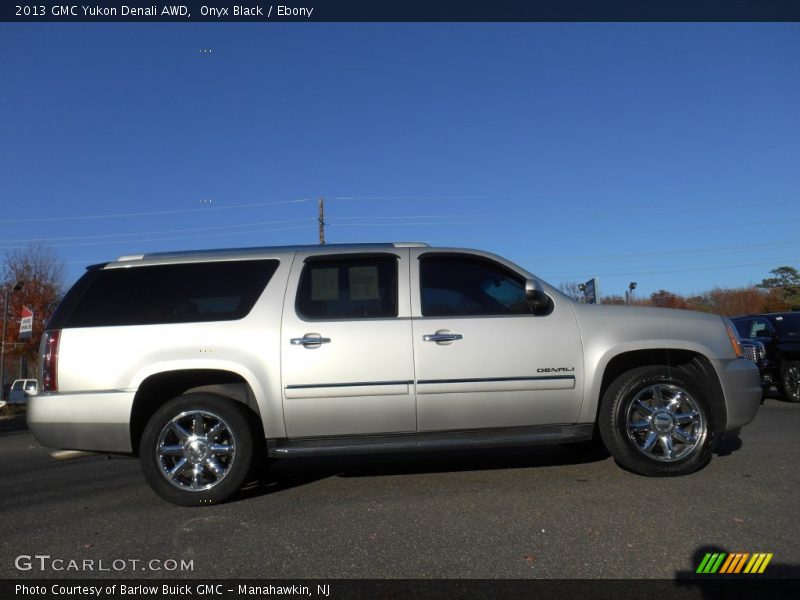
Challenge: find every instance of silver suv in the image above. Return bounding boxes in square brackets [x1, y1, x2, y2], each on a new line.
[28, 243, 761, 505]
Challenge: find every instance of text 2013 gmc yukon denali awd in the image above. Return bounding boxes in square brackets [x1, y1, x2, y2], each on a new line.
[28, 243, 761, 505]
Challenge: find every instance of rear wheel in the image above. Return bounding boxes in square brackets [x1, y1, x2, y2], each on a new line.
[780, 361, 800, 403]
[140, 393, 255, 506]
[599, 364, 715, 476]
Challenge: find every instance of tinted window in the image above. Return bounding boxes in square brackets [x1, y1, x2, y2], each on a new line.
[751, 319, 772, 337]
[63, 260, 278, 327]
[773, 314, 800, 336]
[420, 255, 532, 317]
[296, 255, 398, 319]
[733, 319, 752, 339]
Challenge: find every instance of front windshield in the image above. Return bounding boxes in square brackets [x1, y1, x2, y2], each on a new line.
[773, 314, 800, 336]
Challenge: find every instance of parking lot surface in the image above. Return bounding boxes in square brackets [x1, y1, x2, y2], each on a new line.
[1, 399, 799, 579]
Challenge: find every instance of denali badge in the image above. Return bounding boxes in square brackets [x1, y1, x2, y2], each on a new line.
[537, 367, 576, 373]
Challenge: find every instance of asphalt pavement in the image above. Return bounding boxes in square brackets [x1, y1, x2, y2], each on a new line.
[1, 398, 799, 579]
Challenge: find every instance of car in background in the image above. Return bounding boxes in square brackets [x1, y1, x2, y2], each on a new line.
[732, 313, 800, 402]
[738, 339, 770, 398]
[8, 379, 38, 405]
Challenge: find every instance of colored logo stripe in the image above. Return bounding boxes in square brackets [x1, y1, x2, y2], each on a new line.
[696, 553, 726, 574]
[744, 553, 773, 574]
[720, 553, 748, 574]
[697, 552, 773, 574]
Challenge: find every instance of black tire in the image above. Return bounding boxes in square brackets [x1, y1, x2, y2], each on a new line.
[779, 361, 800, 403]
[140, 393, 255, 506]
[598, 363, 716, 477]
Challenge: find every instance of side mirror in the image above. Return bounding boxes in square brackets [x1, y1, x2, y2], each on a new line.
[525, 279, 553, 315]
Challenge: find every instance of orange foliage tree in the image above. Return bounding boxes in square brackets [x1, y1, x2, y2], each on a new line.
[650, 290, 690, 310]
[2, 245, 65, 376]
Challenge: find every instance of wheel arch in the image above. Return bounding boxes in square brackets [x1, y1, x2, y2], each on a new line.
[592, 348, 727, 435]
[129, 369, 265, 456]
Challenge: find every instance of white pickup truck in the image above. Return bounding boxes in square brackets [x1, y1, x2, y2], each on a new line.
[9, 378, 37, 405]
[28, 243, 761, 505]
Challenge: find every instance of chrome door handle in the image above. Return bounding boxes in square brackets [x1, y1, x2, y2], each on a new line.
[291, 334, 331, 347]
[423, 333, 463, 342]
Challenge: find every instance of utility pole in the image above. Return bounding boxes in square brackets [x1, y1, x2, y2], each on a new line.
[625, 281, 637, 305]
[318, 197, 326, 245]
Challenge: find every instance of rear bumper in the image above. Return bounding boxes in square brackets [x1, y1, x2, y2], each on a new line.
[713, 358, 762, 431]
[27, 391, 134, 453]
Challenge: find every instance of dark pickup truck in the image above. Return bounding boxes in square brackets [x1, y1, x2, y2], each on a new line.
[732, 313, 800, 402]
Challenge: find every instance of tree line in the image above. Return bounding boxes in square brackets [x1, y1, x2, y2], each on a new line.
[561, 266, 800, 316]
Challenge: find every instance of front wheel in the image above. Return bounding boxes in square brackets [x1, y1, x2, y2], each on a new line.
[780, 361, 800, 403]
[140, 393, 255, 506]
[599, 364, 715, 476]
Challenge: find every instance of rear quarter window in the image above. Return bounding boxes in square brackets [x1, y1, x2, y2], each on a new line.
[58, 260, 279, 327]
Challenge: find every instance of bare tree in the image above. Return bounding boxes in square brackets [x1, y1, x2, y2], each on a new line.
[2, 245, 65, 377]
[559, 281, 585, 302]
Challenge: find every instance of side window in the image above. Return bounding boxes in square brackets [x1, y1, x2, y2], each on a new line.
[420, 254, 532, 317]
[751, 319, 770, 337]
[733, 319, 752, 339]
[296, 255, 398, 319]
[63, 260, 279, 327]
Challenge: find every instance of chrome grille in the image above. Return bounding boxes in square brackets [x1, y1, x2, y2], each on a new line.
[741, 342, 758, 363]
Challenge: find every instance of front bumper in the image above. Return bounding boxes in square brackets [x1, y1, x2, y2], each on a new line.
[27, 391, 135, 453]
[713, 358, 762, 431]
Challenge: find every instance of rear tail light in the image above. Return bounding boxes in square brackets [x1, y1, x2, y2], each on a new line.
[41, 329, 60, 391]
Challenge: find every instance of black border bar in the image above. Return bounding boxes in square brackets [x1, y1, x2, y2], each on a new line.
[3, 1, 800, 23]
[4, 578, 800, 599]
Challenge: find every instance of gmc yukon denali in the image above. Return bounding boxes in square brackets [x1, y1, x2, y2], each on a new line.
[28, 243, 762, 505]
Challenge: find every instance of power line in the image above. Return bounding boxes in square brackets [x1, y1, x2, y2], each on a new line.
[0, 218, 315, 247]
[329, 213, 492, 220]
[543, 257, 800, 281]
[535, 239, 800, 264]
[0, 198, 312, 224]
[332, 195, 532, 201]
[318, 198, 325, 245]
[0, 223, 317, 249]
[325, 216, 800, 234]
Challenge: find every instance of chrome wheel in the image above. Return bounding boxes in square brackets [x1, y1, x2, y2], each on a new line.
[783, 364, 800, 402]
[156, 410, 236, 491]
[625, 383, 706, 462]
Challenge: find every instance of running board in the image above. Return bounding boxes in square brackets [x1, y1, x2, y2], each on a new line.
[267, 424, 594, 457]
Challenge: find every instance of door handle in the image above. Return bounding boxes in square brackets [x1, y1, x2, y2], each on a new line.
[423, 332, 463, 343]
[291, 333, 331, 348]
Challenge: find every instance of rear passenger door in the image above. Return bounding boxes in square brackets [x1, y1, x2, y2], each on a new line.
[280, 249, 416, 438]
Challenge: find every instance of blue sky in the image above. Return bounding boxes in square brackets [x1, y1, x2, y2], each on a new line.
[1, 23, 798, 299]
